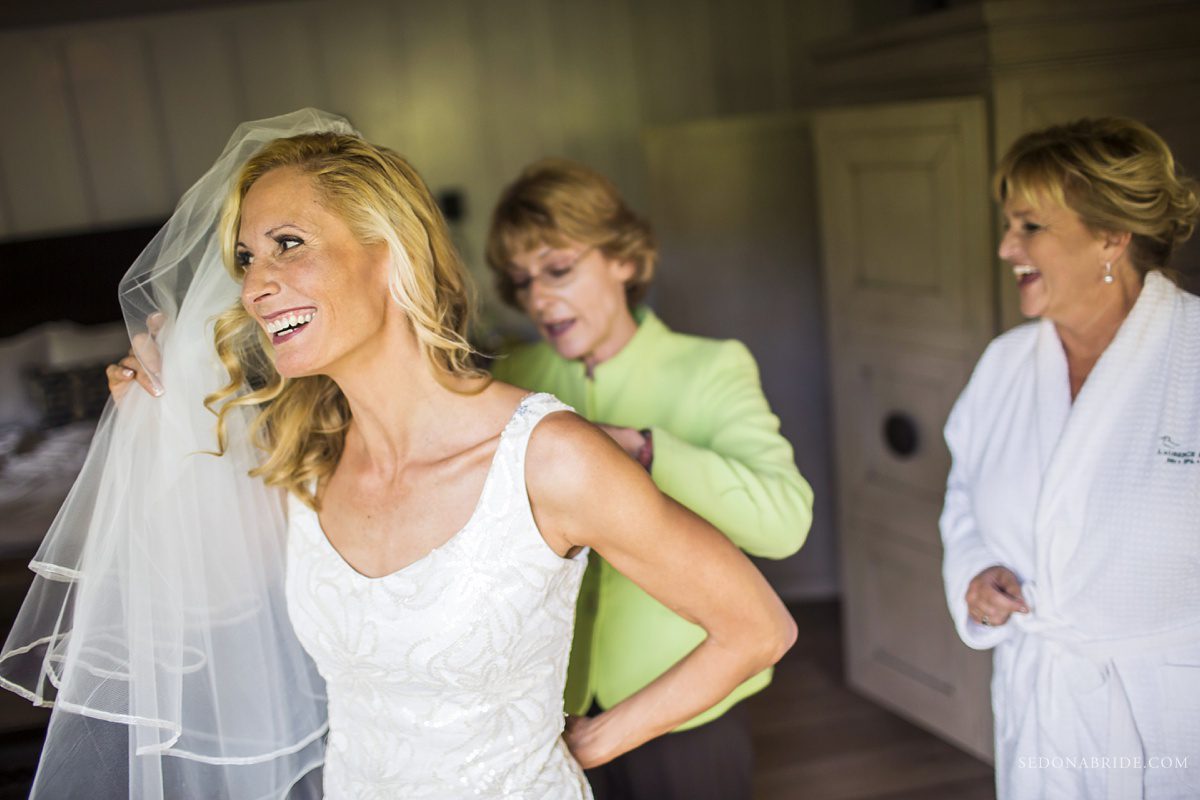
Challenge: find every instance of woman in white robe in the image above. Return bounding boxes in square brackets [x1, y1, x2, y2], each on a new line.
[941, 117, 1200, 800]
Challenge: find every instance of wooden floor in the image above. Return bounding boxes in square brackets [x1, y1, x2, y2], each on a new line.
[0, 601, 995, 799]
[747, 602, 995, 800]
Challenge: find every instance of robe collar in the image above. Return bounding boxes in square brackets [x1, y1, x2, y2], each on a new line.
[1034, 319, 1071, 476]
[1033, 271, 1176, 592]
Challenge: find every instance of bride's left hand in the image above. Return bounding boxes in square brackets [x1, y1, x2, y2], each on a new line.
[563, 714, 612, 769]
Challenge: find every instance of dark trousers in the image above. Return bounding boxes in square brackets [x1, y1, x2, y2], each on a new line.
[584, 702, 754, 800]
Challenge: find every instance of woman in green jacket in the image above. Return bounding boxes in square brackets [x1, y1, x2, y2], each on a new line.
[487, 158, 814, 800]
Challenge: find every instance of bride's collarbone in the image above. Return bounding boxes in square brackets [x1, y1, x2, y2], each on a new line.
[318, 440, 500, 558]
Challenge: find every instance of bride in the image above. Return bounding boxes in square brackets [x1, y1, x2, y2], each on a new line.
[2, 110, 795, 799]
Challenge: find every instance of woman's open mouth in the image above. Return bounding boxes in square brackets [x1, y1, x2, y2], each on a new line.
[1013, 265, 1041, 289]
[543, 319, 575, 340]
[266, 310, 316, 344]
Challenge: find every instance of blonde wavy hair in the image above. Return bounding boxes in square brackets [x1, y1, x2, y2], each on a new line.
[994, 117, 1200, 282]
[486, 158, 657, 308]
[205, 132, 485, 509]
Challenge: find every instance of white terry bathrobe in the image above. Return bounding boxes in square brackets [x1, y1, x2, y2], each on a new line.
[941, 271, 1200, 800]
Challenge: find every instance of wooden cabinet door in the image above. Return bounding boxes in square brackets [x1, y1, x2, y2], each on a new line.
[814, 97, 996, 760]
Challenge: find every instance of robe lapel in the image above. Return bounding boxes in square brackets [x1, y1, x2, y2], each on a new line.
[1034, 319, 1071, 476]
[1032, 274, 1175, 606]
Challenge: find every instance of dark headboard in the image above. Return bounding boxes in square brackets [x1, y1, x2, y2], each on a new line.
[0, 222, 164, 338]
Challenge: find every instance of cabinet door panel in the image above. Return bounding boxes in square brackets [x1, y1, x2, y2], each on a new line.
[816, 97, 994, 761]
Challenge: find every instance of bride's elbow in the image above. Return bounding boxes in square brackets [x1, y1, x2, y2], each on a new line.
[767, 609, 798, 665]
[741, 605, 796, 670]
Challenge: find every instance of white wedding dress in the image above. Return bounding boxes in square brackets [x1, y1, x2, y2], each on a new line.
[286, 393, 593, 799]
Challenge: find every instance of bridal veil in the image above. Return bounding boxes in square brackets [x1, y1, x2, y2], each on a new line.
[0, 108, 354, 799]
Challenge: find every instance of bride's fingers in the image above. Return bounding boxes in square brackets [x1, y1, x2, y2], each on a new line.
[106, 362, 135, 403]
[129, 333, 165, 395]
[106, 361, 134, 385]
[107, 354, 163, 400]
[131, 331, 162, 375]
[131, 360, 163, 397]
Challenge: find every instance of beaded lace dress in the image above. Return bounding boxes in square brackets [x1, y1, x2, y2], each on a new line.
[285, 393, 593, 799]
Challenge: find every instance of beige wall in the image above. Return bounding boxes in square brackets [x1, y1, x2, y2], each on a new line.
[6, 1, 1197, 602]
[0, 0, 862, 599]
[0, 0, 855, 297]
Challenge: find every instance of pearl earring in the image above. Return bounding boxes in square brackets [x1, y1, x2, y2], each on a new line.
[1103, 261, 1114, 284]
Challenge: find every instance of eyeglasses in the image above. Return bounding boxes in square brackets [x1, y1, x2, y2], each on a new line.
[509, 248, 593, 294]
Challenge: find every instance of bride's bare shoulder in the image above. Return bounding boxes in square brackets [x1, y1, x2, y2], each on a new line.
[525, 412, 636, 500]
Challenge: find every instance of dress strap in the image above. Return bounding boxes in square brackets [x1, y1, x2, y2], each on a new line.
[493, 393, 588, 565]
[489, 392, 575, 501]
[502, 392, 575, 452]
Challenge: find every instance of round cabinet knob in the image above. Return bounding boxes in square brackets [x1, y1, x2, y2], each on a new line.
[883, 412, 919, 459]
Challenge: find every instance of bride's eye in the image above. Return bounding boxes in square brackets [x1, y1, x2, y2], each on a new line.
[235, 250, 253, 270]
[278, 235, 303, 253]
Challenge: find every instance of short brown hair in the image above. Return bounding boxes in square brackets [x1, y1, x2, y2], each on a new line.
[486, 158, 656, 307]
[994, 117, 1199, 280]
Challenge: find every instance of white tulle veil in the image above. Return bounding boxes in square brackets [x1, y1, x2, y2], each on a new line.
[0, 108, 356, 799]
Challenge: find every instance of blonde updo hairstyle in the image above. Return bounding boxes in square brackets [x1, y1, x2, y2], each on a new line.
[994, 117, 1200, 283]
[486, 158, 657, 308]
[206, 132, 484, 509]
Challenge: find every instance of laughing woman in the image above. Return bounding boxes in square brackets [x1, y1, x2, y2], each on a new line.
[940, 117, 1200, 799]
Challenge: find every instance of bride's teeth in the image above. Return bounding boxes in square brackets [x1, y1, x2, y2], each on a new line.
[266, 311, 316, 336]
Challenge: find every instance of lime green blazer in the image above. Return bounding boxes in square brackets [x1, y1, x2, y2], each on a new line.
[491, 308, 813, 731]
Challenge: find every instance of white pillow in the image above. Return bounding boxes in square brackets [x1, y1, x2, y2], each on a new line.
[0, 321, 129, 428]
[45, 321, 129, 368]
[0, 325, 51, 428]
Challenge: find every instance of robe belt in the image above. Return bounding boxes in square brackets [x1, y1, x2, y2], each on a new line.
[1010, 603, 1200, 800]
